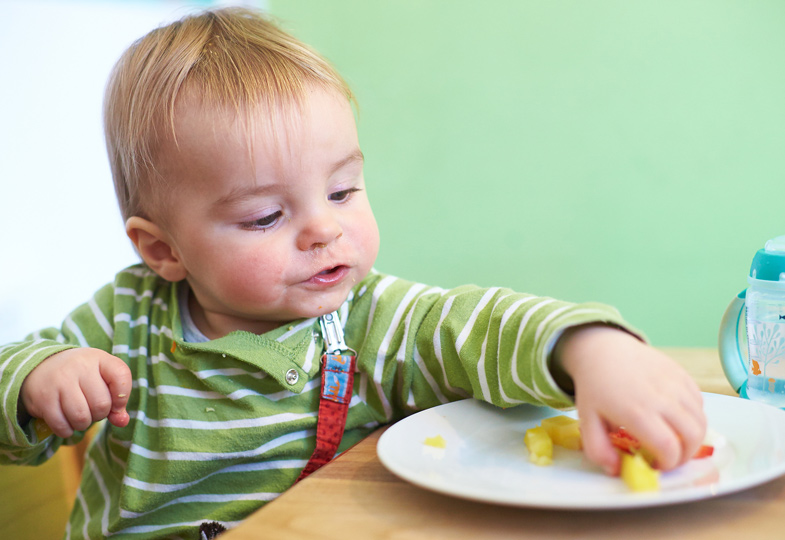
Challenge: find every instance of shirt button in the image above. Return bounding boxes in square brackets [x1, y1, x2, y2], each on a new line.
[285, 368, 299, 385]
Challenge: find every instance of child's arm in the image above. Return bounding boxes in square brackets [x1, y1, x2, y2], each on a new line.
[19, 348, 132, 438]
[552, 324, 706, 474]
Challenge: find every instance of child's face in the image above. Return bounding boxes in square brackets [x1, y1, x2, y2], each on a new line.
[158, 87, 380, 338]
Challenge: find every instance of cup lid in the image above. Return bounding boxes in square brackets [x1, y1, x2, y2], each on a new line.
[750, 236, 785, 281]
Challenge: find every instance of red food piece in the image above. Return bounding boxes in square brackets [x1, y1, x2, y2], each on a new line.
[693, 444, 714, 459]
[608, 427, 641, 454]
[609, 428, 715, 461]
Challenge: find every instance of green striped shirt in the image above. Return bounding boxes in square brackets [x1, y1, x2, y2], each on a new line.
[0, 264, 634, 539]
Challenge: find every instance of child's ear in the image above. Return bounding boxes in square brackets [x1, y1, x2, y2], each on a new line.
[125, 217, 187, 282]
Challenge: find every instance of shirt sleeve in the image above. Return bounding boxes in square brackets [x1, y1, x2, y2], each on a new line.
[0, 282, 117, 465]
[348, 273, 643, 421]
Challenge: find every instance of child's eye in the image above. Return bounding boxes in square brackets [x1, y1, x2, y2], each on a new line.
[240, 210, 283, 231]
[329, 187, 361, 203]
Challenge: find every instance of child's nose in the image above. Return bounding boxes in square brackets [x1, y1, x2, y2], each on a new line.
[296, 211, 343, 251]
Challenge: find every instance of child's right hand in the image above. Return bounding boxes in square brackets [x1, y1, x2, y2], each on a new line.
[20, 348, 132, 438]
[552, 324, 706, 475]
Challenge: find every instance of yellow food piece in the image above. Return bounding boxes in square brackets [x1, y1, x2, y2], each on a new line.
[33, 418, 53, 441]
[524, 426, 553, 466]
[423, 435, 446, 448]
[541, 415, 582, 450]
[620, 451, 660, 492]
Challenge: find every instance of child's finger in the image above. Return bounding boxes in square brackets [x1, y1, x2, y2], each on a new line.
[579, 411, 619, 476]
[626, 394, 705, 471]
[626, 415, 684, 470]
[683, 379, 705, 411]
[39, 400, 74, 439]
[107, 406, 130, 428]
[42, 412, 73, 439]
[662, 402, 707, 466]
[79, 375, 114, 423]
[99, 354, 132, 427]
[59, 390, 93, 434]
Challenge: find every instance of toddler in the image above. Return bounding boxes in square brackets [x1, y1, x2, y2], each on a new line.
[0, 7, 705, 539]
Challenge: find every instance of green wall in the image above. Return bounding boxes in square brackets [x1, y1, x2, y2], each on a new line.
[270, 1, 785, 346]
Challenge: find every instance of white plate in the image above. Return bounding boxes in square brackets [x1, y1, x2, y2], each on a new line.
[376, 393, 785, 509]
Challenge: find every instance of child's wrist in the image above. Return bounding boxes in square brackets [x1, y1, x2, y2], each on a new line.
[550, 325, 593, 394]
[551, 323, 633, 392]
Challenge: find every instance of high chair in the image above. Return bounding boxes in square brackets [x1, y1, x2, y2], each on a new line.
[0, 428, 95, 540]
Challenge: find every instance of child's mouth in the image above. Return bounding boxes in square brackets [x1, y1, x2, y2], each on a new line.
[310, 265, 349, 285]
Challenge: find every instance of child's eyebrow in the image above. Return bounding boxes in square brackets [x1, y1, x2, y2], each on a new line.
[214, 184, 278, 208]
[329, 149, 364, 175]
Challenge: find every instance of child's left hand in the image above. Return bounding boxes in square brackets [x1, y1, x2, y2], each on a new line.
[552, 324, 707, 476]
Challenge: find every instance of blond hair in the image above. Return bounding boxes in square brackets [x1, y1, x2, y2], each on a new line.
[104, 7, 353, 222]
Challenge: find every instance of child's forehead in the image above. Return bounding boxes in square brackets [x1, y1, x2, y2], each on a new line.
[166, 95, 290, 161]
[162, 86, 359, 179]
[171, 85, 355, 152]
[173, 88, 295, 133]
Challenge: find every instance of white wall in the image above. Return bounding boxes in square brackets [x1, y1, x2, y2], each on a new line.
[0, 0, 262, 343]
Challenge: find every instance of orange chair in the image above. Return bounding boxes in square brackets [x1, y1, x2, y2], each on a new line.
[0, 430, 94, 540]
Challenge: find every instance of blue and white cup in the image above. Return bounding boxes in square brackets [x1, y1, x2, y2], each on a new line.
[719, 237, 785, 408]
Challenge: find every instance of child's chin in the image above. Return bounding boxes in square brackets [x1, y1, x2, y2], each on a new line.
[312, 305, 341, 318]
[304, 299, 346, 319]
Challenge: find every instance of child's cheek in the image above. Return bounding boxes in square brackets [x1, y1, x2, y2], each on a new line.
[218, 254, 285, 304]
[355, 216, 380, 267]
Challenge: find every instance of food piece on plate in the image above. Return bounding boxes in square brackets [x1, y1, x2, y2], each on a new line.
[609, 427, 715, 466]
[608, 427, 641, 454]
[524, 426, 553, 466]
[423, 435, 447, 448]
[693, 444, 714, 459]
[541, 415, 582, 450]
[620, 451, 660, 492]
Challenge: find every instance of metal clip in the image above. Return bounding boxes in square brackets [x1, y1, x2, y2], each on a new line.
[319, 311, 353, 355]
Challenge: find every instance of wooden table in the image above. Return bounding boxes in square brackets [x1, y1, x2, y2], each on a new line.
[224, 349, 785, 540]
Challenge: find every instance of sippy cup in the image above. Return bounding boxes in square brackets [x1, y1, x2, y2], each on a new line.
[719, 236, 785, 408]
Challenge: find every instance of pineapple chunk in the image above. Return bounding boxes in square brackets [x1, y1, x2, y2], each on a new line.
[541, 415, 582, 450]
[423, 435, 446, 449]
[33, 418, 53, 441]
[524, 426, 553, 466]
[620, 451, 660, 492]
